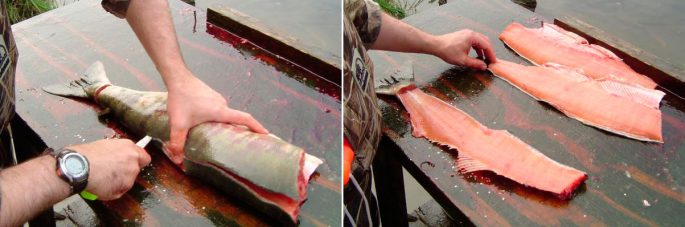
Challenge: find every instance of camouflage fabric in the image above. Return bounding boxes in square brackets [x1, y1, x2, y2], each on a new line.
[0, 0, 17, 213]
[343, 0, 383, 226]
[0, 1, 17, 133]
[344, 0, 382, 48]
[343, 0, 383, 182]
[101, 0, 131, 18]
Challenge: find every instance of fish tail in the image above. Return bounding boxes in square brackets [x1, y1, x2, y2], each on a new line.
[42, 61, 111, 99]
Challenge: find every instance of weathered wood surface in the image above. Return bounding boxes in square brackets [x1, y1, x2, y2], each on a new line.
[554, 16, 685, 97]
[369, 0, 685, 225]
[13, 0, 340, 226]
[207, 0, 341, 85]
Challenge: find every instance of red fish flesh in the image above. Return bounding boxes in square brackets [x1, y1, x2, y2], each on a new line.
[489, 60, 664, 142]
[500, 22, 657, 89]
[396, 85, 587, 199]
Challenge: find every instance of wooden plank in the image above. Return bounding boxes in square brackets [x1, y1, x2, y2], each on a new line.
[207, 1, 341, 85]
[372, 135, 409, 227]
[369, 0, 685, 226]
[12, 0, 340, 226]
[554, 15, 685, 97]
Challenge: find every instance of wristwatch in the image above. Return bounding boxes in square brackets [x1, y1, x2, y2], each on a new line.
[52, 149, 90, 194]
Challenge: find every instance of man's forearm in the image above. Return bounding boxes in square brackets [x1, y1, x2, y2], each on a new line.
[125, 0, 190, 89]
[370, 13, 439, 54]
[0, 155, 70, 226]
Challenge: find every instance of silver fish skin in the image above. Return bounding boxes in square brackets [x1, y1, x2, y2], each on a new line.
[43, 61, 321, 224]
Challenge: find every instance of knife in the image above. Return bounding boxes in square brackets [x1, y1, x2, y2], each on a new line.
[136, 135, 152, 148]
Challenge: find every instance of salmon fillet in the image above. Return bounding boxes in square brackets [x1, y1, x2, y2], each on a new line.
[397, 85, 587, 199]
[500, 22, 657, 89]
[489, 59, 664, 142]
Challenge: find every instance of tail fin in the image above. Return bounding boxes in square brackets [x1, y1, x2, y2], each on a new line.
[42, 61, 111, 98]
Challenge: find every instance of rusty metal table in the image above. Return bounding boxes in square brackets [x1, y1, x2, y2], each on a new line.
[13, 0, 340, 226]
[369, 0, 685, 226]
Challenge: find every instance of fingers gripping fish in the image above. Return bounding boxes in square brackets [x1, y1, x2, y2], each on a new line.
[43, 61, 323, 225]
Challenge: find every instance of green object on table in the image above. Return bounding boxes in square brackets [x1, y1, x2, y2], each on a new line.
[80, 190, 98, 200]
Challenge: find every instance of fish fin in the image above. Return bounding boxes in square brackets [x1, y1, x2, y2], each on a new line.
[97, 107, 111, 117]
[456, 154, 489, 174]
[598, 80, 665, 109]
[42, 79, 90, 98]
[41, 61, 111, 98]
[81, 61, 111, 84]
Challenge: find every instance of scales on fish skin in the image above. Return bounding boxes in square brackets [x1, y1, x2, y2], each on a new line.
[42, 61, 323, 225]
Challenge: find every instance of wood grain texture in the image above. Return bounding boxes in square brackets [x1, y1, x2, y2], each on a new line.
[370, 0, 685, 225]
[12, 0, 340, 225]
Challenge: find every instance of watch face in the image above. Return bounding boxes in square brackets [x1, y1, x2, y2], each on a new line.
[65, 154, 86, 176]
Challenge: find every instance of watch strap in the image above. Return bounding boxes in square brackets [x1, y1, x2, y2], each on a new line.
[71, 170, 89, 193]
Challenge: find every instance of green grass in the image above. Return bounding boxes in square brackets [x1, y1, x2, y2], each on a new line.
[374, 0, 406, 19]
[5, 0, 55, 24]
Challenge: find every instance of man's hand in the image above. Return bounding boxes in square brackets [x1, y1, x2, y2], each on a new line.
[165, 69, 269, 165]
[125, 0, 269, 165]
[0, 139, 149, 225]
[371, 13, 497, 70]
[68, 139, 151, 201]
[432, 29, 497, 70]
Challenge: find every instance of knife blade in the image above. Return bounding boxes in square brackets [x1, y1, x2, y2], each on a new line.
[136, 135, 152, 148]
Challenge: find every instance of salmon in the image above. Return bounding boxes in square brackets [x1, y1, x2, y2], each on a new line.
[500, 22, 658, 89]
[489, 59, 664, 143]
[396, 84, 587, 199]
[42, 62, 323, 225]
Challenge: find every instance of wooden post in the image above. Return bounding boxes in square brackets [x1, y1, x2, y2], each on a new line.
[373, 135, 409, 227]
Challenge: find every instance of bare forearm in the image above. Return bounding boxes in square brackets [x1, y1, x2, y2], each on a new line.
[370, 13, 439, 54]
[0, 155, 70, 226]
[371, 12, 497, 70]
[125, 0, 190, 88]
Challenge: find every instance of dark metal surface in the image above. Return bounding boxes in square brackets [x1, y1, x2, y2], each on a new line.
[370, 0, 685, 225]
[13, 0, 340, 226]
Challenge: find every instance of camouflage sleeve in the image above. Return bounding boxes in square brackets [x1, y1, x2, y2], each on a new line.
[101, 0, 131, 18]
[344, 0, 383, 47]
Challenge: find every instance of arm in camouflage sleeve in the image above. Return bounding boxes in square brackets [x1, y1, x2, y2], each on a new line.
[103, 0, 268, 165]
[344, 0, 383, 48]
